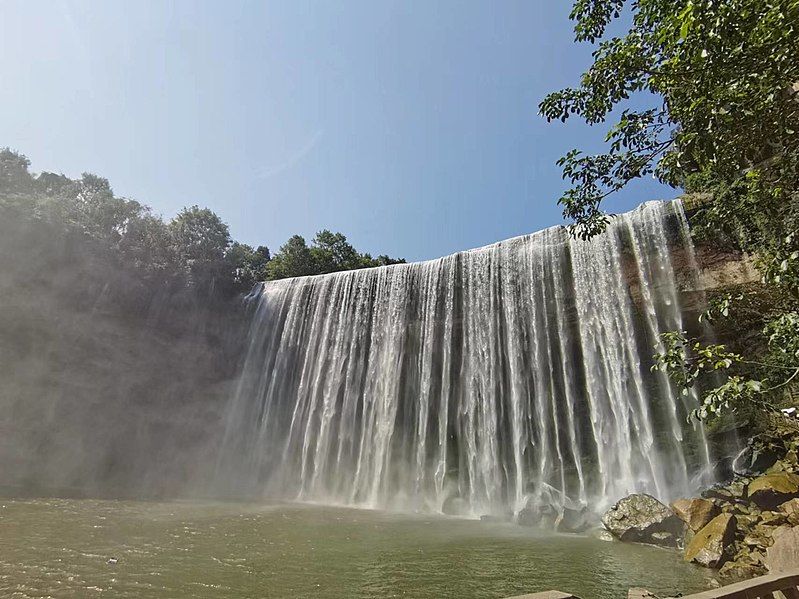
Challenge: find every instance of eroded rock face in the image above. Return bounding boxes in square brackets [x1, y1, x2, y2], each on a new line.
[747, 473, 799, 509]
[671, 498, 721, 533]
[779, 498, 799, 526]
[684, 513, 737, 568]
[601, 494, 684, 547]
[765, 526, 799, 573]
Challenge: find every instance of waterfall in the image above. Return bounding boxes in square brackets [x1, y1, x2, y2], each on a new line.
[218, 200, 712, 518]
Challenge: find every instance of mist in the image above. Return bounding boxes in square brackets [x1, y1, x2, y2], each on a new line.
[0, 214, 248, 499]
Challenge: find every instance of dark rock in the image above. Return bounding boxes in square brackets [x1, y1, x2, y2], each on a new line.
[555, 506, 594, 533]
[517, 501, 559, 528]
[747, 473, 799, 509]
[710, 457, 735, 482]
[684, 513, 737, 568]
[733, 443, 780, 475]
[702, 479, 747, 502]
[601, 494, 684, 547]
[670, 498, 721, 533]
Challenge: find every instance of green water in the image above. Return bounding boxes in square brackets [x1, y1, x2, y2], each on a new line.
[0, 498, 715, 598]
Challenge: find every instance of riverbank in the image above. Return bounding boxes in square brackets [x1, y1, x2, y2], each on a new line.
[598, 416, 799, 581]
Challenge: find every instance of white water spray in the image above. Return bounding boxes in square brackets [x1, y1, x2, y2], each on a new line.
[219, 200, 711, 517]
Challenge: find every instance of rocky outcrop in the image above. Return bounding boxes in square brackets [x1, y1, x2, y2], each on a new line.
[778, 498, 799, 525]
[747, 473, 799, 509]
[670, 498, 721, 532]
[684, 513, 737, 568]
[599, 422, 799, 579]
[677, 424, 799, 577]
[601, 494, 685, 547]
[765, 526, 799, 573]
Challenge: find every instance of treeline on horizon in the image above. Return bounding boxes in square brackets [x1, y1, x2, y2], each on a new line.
[0, 147, 405, 300]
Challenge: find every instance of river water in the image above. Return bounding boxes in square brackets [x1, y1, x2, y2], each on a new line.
[0, 498, 715, 598]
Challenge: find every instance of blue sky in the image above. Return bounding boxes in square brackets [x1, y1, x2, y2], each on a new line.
[1, 0, 673, 262]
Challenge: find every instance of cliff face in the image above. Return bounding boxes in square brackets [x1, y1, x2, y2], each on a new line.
[618, 199, 760, 324]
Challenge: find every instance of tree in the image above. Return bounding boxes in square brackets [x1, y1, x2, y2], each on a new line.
[0, 148, 34, 196]
[56, 174, 144, 242]
[169, 205, 232, 292]
[310, 230, 361, 273]
[540, 0, 798, 239]
[0, 146, 404, 297]
[266, 235, 316, 280]
[265, 230, 405, 280]
[118, 211, 176, 282]
[543, 0, 799, 422]
[226, 242, 271, 290]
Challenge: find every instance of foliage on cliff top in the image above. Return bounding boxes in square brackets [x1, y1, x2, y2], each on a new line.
[544, 0, 799, 424]
[0, 147, 404, 300]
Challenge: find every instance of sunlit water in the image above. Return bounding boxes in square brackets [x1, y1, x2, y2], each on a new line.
[220, 200, 712, 517]
[0, 498, 715, 598]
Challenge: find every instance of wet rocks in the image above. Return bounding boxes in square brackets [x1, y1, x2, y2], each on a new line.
[747, 473, 799, 509]
[684, 513, 737, 568]
[601, 494, 684, 547]
[670, 498, 721, 532]
[516, 497, 594, 533]
[517, 501, 559, 528]
[601, 425, 799, 579]
[555, 506, 593, 533]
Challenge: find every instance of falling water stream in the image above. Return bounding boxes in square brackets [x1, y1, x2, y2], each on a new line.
[218, 200, 712, 518]
[0, 200, 721, 599]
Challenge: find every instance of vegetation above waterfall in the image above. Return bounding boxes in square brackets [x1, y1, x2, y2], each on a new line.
[0, 147, 404, 299]
[542, 0, 799, 426]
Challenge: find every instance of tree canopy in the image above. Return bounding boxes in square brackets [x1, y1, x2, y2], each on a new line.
[543, 0, 799, 423]
[0, 147, 404, 300]
[266, 230, 405, 280]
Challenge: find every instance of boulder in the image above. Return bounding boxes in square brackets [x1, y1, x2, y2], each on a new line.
[765, 525, 799, 573]
[601, 494, 684, 547]
[670, 498, 721, 532]
[718, 558, 764, 579]
[743, 524, 778, 549]
[555, 506, 593, 533]
[718, 546, 767, 579]
[733, 443, 780, 475]
[590, 529, 615, 542]
[747, 472, 799, 509]
[778, 497, 799, 525]
[759, 510, 788, 526]
[627, 589, 657, 599]
[702, 479, 747, 502]
[517, 501, 559, 528]
[684, 513, 737, 568]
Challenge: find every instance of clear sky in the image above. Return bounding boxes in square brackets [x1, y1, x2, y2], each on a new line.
[1, 0, 673, 262]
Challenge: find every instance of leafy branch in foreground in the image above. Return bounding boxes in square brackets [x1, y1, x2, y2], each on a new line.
[540, 0, 799, 239]
[653, 310, 799, 421]
[545, 0, 799, 424]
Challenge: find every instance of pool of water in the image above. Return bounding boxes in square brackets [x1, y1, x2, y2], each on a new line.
[0, 498, 716, 598]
